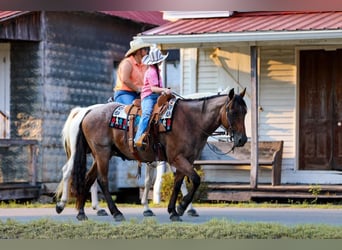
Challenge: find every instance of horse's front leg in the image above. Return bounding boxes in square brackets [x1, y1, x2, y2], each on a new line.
[167, 172, 184, 222]
[171, 156, 201, 218]
[176, 168, 200, 216]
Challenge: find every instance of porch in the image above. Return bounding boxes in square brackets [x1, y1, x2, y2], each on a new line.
[204, 183, 342, 203]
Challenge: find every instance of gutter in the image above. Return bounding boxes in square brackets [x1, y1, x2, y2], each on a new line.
[136, 30, 342, 47]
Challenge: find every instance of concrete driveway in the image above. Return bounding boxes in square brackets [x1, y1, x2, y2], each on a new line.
[1, 206, 342, 226]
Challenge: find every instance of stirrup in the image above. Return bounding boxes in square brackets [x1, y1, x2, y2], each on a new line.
[135, 133, 147, 148]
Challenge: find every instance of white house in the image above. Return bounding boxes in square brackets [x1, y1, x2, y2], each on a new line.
[137, 11, 342, 186]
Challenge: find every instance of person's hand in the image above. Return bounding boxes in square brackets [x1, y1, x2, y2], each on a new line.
[164, 88, 172, 95]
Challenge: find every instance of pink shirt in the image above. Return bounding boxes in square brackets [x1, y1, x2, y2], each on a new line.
[141, 66, 163, 100]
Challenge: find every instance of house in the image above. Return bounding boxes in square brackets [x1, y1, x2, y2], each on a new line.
[137, 11, 342, 190]
[0, 11, 167, 200]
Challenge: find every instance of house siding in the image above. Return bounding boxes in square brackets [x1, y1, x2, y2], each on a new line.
[181, 46, 296, 184]
[259, 46, 296, 172]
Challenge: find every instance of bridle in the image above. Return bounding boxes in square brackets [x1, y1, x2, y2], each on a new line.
[206, 96, 238, 155]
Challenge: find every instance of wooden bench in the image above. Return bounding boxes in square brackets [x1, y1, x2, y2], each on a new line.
[193, 140, 284, 186]
[0, 139, 39, 186]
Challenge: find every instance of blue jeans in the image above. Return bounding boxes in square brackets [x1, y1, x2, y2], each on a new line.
[134, 94, 159, 143]
[114, 90, 139, 105]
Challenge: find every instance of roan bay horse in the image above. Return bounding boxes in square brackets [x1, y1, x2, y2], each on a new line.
[71, 88, 247, 222]
[55, 104, 196, 217]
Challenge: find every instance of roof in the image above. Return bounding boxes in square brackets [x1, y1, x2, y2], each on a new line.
[138, 11, 342, 47]
[143, 12, 342, 35]
[0, 11, 30, 21]
[100, 11, 168, 26]
[0, 11, 167, 26]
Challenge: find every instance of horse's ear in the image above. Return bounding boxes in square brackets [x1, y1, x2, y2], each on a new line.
[228, 88, 235, 100]
[240, 88, 246, 98]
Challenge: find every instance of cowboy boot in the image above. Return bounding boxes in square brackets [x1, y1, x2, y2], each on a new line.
[135, 133, 148, 149]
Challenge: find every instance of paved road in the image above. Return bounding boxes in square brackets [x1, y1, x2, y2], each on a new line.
[1, 206, 342, 226]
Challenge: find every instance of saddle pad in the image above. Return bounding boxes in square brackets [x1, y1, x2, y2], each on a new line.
[109, 98, 179, 132]
[109, 105, 129, 130]
[159, 97, 178, 132]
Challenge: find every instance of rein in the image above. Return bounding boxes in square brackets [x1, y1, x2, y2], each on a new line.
[206, 132, 236, 155]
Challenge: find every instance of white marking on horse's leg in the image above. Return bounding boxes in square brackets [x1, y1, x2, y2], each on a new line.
[90, 181, 101, 210]
[141, 163, 155, 211]
[59, 158, 74, 205]
[153, 161, 166, 204]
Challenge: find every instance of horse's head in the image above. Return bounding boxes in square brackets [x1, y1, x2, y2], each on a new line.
[221, 88, 248, 147]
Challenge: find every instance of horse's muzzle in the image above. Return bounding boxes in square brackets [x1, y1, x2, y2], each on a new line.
[234, 134, 248, 147]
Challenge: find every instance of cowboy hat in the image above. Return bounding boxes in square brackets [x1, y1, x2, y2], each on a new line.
[125, 38, 151, 57]
[142, 47, 169, 65]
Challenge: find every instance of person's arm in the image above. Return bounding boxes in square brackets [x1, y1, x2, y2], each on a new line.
[151, 86, 171, 95]
[149, 68, 171, 95]
[119, 60, 141, 93]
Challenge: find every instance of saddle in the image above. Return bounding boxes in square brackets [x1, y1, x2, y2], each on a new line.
[124, 94, 174, 157]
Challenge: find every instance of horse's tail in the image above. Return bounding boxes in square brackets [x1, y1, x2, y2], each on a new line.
[55, 107, 83, 199]
[71, 120, 89, 210]
[62, 106, 82, 159]
[57, 104, 103, 200]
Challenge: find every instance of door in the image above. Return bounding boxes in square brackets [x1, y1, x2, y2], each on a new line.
[299, 49, 342, 170]
[0, 43, 10, 139]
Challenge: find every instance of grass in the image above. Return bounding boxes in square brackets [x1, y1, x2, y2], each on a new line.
[1, 199, 342, 239]
[0, 217, 341, 239]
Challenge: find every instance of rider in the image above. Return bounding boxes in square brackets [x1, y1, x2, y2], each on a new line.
[113, 37, 150, 104]
[113, 40, 198, 217]
[134, 47, 171, 148]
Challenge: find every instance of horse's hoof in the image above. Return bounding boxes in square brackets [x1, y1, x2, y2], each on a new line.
[176, 205, 186, 216]
[187, 209, 199, 217]
[170, 214, 182, 222]
[113, 213, 125, 222]
[55, 203, 64, 214]
[76, 214, 88, 221]
[143, 209, 155, 217]
[96, 209, 108, 216]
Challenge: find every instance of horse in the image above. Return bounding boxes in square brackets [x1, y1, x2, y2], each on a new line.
[71, 88, 247, 222]
[55, 104, 198, 217]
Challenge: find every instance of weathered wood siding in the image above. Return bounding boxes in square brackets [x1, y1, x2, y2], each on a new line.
[0, 42, 42, 183]
[0, 12, 41, 41]
[1, 11, 154, 193]
[40, 12, 146, 190]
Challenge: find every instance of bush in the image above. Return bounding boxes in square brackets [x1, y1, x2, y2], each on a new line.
[160, 168, 208, 203]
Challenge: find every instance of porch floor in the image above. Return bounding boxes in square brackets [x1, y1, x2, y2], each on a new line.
[206, 183, 342, 202]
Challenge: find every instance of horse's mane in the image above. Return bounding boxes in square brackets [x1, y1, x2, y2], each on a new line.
[179, 93, 226, 102]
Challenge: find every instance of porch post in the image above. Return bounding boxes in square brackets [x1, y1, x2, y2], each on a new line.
[250, 46, 259, 189]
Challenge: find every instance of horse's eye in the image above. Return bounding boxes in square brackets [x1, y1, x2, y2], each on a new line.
[230, 110, 238, 116]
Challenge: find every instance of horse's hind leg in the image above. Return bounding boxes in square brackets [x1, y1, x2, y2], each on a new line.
[141, 162, 156, 216]
[90, 181, 108, 216]
[95, 152, 125, 221]
[55, 158, 73, 214]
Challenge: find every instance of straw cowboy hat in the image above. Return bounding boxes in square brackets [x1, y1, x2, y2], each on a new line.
[142, 47, 169, 65]
[125, 38, 151, 57]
